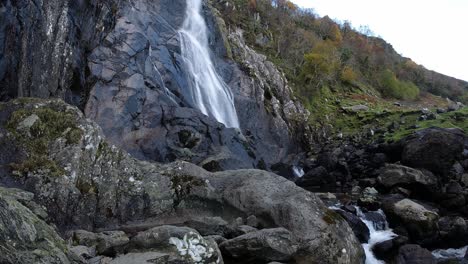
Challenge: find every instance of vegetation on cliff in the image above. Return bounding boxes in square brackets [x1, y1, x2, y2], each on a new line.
[215, 0, 467, 104]
[214, 0, 468, 140]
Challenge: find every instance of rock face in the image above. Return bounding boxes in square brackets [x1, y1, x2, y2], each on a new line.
[0, 0, 116, 104]
[0, 99, 363, 264]
[0, 0, 309, 171]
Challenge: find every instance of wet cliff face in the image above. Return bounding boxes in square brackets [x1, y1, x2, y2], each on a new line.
[0, 0, 309, 171]
[0, 0, 116, 104]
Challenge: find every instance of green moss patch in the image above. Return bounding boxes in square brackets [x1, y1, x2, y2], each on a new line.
[323, 209, 343, 225]
[385, 107, 468, 142]
[6, 104, 83, 177]
[304, 88, 467, 143]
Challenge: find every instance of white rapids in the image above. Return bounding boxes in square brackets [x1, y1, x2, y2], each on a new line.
[179, 0, 240, 128]
[432, 246, 468, 261]
[330, 205, 397, 264]
[356, 208, 397, 264]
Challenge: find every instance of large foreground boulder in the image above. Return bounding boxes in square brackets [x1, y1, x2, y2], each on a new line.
[0, 99, 364, 264]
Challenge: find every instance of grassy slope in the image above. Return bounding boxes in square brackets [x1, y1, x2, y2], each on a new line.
[307, 89, 467, 142]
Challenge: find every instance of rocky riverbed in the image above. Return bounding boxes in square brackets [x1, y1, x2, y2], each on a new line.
[295, 122, 468, 264]
[0, 99, 363, 264]
[1, 99, 467, 264]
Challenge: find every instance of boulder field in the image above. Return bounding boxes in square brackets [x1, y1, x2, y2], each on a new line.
[0, 98, 363, 264]
[303, 125, 468, 263]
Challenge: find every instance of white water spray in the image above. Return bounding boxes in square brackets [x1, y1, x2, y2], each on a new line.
[179, 0, 240, 128]
[356, 208, 397, 264]
[293, 166, 305, 178]
[432, 246, 468, 260]
[330, 205, 397, 264]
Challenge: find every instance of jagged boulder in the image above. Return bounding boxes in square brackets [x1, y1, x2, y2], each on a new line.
[382, 198, 439, 245]
[334, 210, 370, 243]
[0, 187, 74, 264]
[400, 128, 465, 175]
[73, 230, 129, 255]
[0, 99, 364, 264]
[377, 164, 438, 193]
[129, 225, 223, 264]
[373, 235, 408, 262]
[436, 216, 468, 248]
[296, 166, 335, 192]
[394, 244, 437, 264]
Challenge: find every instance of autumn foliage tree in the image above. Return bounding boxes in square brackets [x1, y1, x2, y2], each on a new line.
[300, 40, 341, 92]
[340, 66, 358, 84]
[215, 0, 468, 103]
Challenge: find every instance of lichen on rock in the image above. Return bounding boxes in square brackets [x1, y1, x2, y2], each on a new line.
[169, 232, 218, 263]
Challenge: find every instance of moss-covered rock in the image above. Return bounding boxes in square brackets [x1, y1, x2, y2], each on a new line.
[4, 99, 83, 178]
[0, 187, 73, 264]
[0, 99, 363, 264]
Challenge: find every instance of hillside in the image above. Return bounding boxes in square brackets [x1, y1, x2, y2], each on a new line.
[215, 0, 468, 103]
[213, 0, 468, 142]
[215, 0, 468, 104]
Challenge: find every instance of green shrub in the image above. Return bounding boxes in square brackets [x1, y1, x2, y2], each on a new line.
[379, 69, 419, 100]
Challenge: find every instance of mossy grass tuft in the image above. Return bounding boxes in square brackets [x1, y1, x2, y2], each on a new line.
[6, 103, 84, 177]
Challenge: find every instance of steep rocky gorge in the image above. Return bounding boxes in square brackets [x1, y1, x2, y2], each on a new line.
[1, 0, 468, 264]
[0, 0, 310, 172]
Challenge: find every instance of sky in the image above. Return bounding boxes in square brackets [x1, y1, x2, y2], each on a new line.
[291, 0, 468, 82]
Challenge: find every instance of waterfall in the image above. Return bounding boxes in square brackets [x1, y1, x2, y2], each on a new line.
[179, 0, 240, 128]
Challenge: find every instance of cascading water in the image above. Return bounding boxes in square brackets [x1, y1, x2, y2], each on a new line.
[356, 208, 397, 264]
[179, 0, 240, 128]
[432, 246, 468, 261]
[292, 166, 305, 178]
[330, 205, 397, 264]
